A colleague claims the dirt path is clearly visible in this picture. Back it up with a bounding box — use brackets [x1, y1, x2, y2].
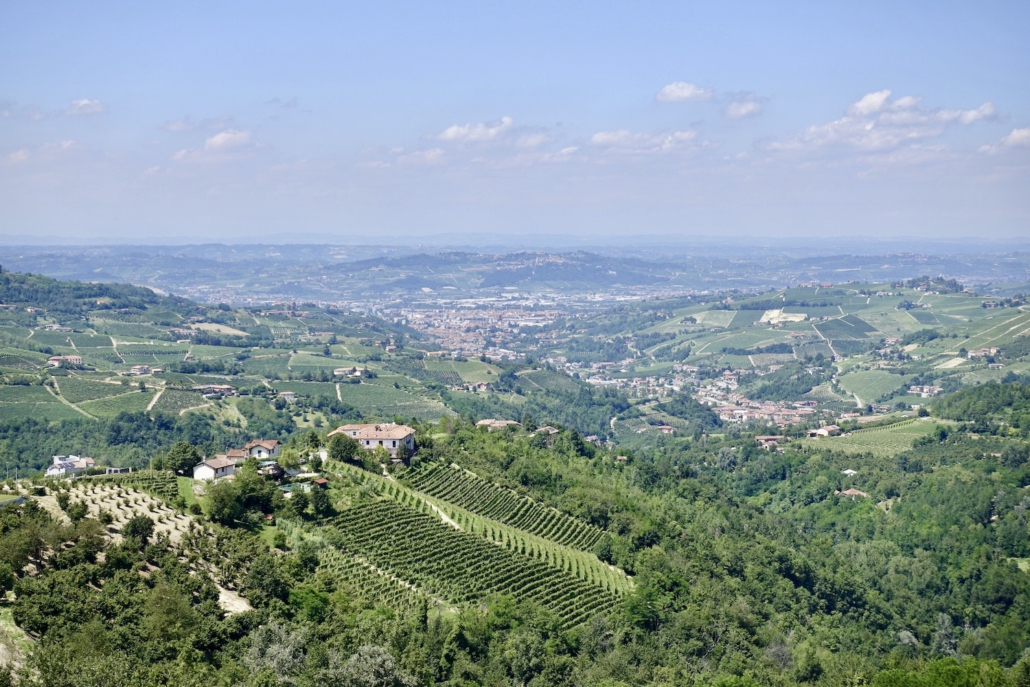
[179, 403, 211, 416]
[45, 381, 96, 419]
[336, 383, 342, 402]
[146, 388, 164, 411]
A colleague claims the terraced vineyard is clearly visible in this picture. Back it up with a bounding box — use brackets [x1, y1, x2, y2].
[324, 499, 618, 628]
[330, 462, 631, 594]
[404, 462, 604, 551]
[318, 547, 442, 610]
[78, 389, 157, 417]
[151, 389, 208, 414]
[807, 418, 942, 457]
[81, 470, 180, 501]
[56, 377, 133, 403]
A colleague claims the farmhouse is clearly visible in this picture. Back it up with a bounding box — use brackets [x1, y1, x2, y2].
[328, 422, 416, 458]
[47, 355, 83, 367]
[244, 439, 281, 459]
[755, 435, 785, 449]
[807, 425, 841, 438]
[967, 347, 1000, 359]
[128, 364, 151, 376]
[193, 457, 235, 481]
[45, 454, 96, 477]
[476, 419, 522, 431]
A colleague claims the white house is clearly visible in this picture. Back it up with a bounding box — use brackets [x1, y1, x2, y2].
[328, 423, 415, 458]
[193, 457, 236, 481]
[45, 455, 95, 477]
[244, 439, 281, 459]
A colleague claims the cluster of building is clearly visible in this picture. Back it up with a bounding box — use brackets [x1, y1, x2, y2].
[694, 370, 823, 427]
[386, 299, 559, 358]
[192, 439, 285, 481]
[44, 455, 130, 478]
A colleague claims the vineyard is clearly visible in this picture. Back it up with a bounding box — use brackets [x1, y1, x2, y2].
[151, 389, 209, 414]
[330, 461, 631, 595]
[808, 418, 941, 457]
[404, 462, 604, 551]
[317, 546, 444, 611]
[79, 470, 180, 501]
[55, 377, 134, 403]
[78, 389, 157, 417]
[323, 498, 618, 628]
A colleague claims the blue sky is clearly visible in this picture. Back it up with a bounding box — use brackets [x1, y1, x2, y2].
[1, 1, 1028, 243]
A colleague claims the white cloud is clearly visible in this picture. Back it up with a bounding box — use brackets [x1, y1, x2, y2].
[590, 129, 698, 154]
[436, 116, 513, 142]
[66, 98, 106, 116]
[979, 127, 1030, 153]
[173, 129, 256, 161]
[847, 90, 892, 116]
[724, 93, 764, 119]
[772, 90, 997, 155]
[541, 146, 578, 162]
[655, 82, 713, 102]
[203, 129, 252, 152]
[6, 149, 29, 164]
[1003, 127, 1030, 146]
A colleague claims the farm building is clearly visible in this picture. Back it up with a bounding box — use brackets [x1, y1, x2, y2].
[193, 457, 235, 481]
[45, 454, 95, 477]
[328, 422, 415, 458]
[476, 419, 522, 431]
[244, 439, 281, 459]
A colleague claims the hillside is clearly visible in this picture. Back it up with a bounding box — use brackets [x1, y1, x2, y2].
[2, 413, 1029, 685]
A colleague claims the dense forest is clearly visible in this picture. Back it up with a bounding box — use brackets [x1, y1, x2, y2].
[3, 416, 1030, 686]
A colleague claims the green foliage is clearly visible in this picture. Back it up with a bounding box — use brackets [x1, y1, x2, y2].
[122, 514, 155, 546]
[328, 432, 359, 462]
[162, 441, 202, 475]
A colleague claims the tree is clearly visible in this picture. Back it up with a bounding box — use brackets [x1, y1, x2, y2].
[206, 480, 243, 526]
[319, 645, 417, 687]
[144, 581, 198, 643]
[164, 441, 202, 475]
[0, 562, 14, 594]
[122, 515, 155, 547]
[66, 500, 88, 523]
[291, 491, 310, 517]
[310, 486, 334, 518]
[328, 433, 359, 462]
[246, 554, 291, 605]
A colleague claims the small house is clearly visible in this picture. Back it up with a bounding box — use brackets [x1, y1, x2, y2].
[193, 457, 235, 481]
[244, 439, 281, 459]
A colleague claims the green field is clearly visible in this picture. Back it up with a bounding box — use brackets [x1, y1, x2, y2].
[152, 389, 208, 415]
[517, 368, 580, 392]
[838, 370, 909, 403]
[78, 389, 158, 417]
[55, 377, 135, 403]
[337, 381, 452, 420]
[424, 357, 500, 383]
[807, 418, 940, 456]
